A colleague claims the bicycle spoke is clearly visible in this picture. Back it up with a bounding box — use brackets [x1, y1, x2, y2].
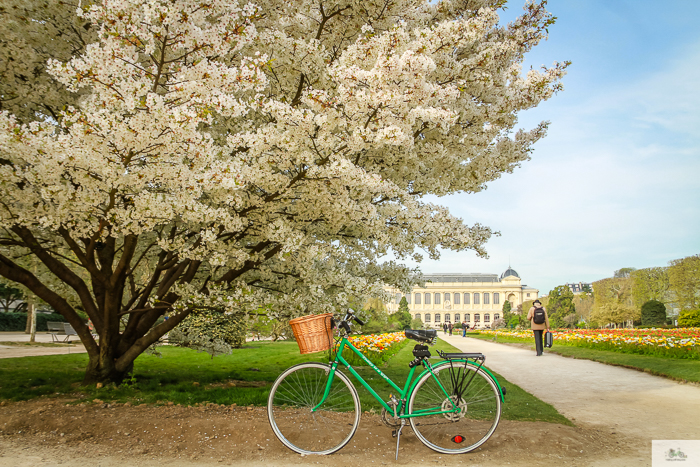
[268, 363, 360, 455]
[409, 362, 501, 454]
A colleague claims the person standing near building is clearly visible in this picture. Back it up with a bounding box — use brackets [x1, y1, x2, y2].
[527, 300, 550, 356]
[462, 320, 468, 337]
[443, 322, 447, 335]
[448, 321, 453, 335]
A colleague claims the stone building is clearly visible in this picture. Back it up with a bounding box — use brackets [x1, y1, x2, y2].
[385, 268, 538, 329]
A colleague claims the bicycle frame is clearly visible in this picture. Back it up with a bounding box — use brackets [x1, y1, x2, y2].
[312, 335, 497, 419]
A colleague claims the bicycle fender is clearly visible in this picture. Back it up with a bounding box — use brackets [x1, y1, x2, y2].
[409, 360, 505, 403]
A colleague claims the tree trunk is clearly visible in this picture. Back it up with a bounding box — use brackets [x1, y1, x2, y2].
[28, 302, 36, 343]
[82, 349, 134, 385]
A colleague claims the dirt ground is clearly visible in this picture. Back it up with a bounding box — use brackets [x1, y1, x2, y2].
[0, 398, 648, 466]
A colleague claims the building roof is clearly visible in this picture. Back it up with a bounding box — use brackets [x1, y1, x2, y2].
[422, 273, 500, 283]
[500, 267, 520, 280]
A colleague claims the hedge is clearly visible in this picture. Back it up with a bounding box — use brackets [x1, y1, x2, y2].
[0, 312, 67, 332]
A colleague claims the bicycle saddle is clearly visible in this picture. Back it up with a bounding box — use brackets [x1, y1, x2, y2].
[404, 329, 437, 343]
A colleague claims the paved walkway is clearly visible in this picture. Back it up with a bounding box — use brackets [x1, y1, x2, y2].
[440, 334, 700, 443]
[0, 332, 87, 359]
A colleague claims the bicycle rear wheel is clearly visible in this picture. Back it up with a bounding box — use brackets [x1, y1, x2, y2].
[267, 362, 361, 455]
[408, 361, 501, 454]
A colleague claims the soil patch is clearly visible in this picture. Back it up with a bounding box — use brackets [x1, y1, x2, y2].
[0, 398, 647, 466]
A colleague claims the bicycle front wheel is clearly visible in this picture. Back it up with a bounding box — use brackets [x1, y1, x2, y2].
[267, 362, 361, 455]
[408, 361, 501, 454]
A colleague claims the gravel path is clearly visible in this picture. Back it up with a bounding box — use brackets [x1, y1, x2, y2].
[441, 334, 700, 444]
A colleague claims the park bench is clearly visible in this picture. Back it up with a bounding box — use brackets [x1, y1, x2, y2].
[47, 321, 77, 343]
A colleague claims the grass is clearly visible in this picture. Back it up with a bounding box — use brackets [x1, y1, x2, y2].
[466, 332, 700, 384]
[0, 339, 571, 425]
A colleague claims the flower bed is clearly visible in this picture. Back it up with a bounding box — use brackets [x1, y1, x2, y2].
[336, 332, 408, 366]
[476, 328, 700, 359]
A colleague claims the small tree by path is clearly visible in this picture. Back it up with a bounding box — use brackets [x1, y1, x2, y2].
[641, 300, 667, 326]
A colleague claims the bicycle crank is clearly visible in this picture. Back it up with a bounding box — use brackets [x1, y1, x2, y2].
[381, 407, 402, 428]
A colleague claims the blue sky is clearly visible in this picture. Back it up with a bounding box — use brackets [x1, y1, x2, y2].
[402, 0, 700, 294]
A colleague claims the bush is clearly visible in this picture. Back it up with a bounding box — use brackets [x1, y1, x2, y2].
[678, 309, 700, 327]
[641, 300, 667, 326]
[169, 310, 247, 356]
[359, 319, 387, 335]
[0, 312, 67, 331]
[491, 318, 506, 329]
[409, 318, 423, 330]
[0, 312, 25, 331]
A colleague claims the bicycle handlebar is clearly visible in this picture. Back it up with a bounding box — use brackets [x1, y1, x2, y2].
[335, 308, 365, 335]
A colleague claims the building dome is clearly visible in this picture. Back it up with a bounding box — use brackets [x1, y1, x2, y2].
[500, 267, 520, 280]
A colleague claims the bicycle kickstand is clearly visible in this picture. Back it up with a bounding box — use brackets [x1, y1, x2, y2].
[392, 419, 406, 460]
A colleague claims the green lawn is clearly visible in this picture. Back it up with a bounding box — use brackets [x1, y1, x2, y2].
[0, 339, 570, 425]
[466, 332, 700, 384]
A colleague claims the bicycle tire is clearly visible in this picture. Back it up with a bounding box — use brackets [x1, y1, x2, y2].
[408, 361, 501, 454]
[267, 362, 361, 455]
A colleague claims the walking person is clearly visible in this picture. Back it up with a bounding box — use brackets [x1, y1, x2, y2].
[443, 322, 447, 335]
[448, 321, 453, 335]
[462, 320, 468, 337]
[527, 300, 550, 356]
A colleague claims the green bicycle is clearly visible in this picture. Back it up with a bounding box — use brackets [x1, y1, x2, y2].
[267, 310, 505, 458]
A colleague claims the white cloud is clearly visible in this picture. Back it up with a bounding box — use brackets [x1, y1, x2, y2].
[408, 39, 700, 293]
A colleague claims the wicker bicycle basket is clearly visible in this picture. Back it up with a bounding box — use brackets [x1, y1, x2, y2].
[289, 313, 334, 354]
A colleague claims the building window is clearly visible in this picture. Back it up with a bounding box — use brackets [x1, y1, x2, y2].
[425, 293, 431, 305]
[415, 293, 421, 305]
[485, 313, 490, 323]
[465, 313, 470, 322]
[444, 314, 450, 323]
[484, 293, 490, 305]
[424, 313, 431, 322]
[415, 314, 421, 321]
[474, 293, 480, 305]
[454, 313, 460, 322]
[435, 313, 441, 323]
[454, 293, 460, 305]
[444, 293, 450, 303]
[494, 313, 500, 321]
[464, 293, 470, 305]
[493, 293, 499, 305]
[434, 293, 441, 305]
[527, 293, 531, 297]
[406, 294, 411, 305]
[474, 313, 480, 322]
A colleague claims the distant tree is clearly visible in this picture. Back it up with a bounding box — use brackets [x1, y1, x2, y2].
[591, 276, 637, 327]
[410, 317, 424, 330]
[0, 283, 23, 313]
[546, 285, 576, 328]
[398, 296, 410, 315]
[640, 300, 667, 326]
[581, 284, 592, 294]
[573, 291, 594, 327]
[678, 309, 700, 327]
[631, 267, 670, 309]
[391, 297, 412, 330]
[668, 255, 700, 312]
[502, 300, 513, 324]
[562, 314, 578, 328]
[362, 297, 389, 327]
[614, 268, 637, 278]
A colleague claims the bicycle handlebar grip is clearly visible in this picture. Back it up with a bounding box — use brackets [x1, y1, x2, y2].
[353, 316, 365, 326]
